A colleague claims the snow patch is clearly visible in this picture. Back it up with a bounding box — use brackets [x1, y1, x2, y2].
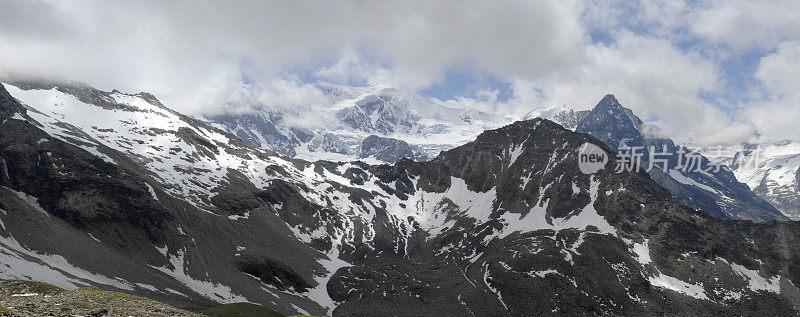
[150, 248, 247, 303]
[87, 233, 101, 243]
[648, 272, 709, 300]
[228, 211, 251, 220]
[77, 145, 116, 164]
[497, 177, 616, 239]
[632, 239, 652, 265]
[668, 169, 717, 194]
[507, 142, 525, 167]
[722, 258, 781, 293]
[305, 254, 351, 315]
[145, 183, 159, 201]
[6, 188, 49, 216]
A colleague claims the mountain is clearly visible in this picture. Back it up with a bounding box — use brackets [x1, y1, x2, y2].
[571, 94, 787, 222]
[3, 81, 800, 315]
[199, 85, 507, 164]
[727, 141, 800, 220]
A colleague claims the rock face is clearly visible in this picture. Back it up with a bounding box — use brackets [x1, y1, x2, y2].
[2, 81, 800, 316]
[575, 94, 786, 222]
[200, 86, 507, 163]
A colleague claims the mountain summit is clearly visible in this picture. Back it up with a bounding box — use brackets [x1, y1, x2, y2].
[577, 94, 647, 152]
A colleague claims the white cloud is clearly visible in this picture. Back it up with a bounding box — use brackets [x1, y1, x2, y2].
[746, 41, 800, 141]
[436, 78, 546, 117]
[212, 78, 329, 115]
[755, 41, 800, 98]
[526, 32, 756, 144]
[436, 29, 756, 144]
[691, 0, 800, 49]
[0, 0, 587, 115]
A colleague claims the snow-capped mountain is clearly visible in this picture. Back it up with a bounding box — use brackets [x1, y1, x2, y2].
[551, 95, 786, 222]
[727, 141, 800, 220]
[4, 81, 800, 315]
[199, 85, 510, 164]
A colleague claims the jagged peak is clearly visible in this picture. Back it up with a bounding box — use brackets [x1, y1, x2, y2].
[594, 94, 624, 112]
[584, 93, 643, 127]
[576, 94, 647, 152]
[600, 93, 618, 104]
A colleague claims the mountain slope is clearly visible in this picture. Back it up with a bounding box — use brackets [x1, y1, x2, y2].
[573, 94, 786, 222]
[0, 81, 337, 315]
[2, 81, 800, 316]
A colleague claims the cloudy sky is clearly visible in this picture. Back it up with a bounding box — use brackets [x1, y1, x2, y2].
[1, 0, 798, 144]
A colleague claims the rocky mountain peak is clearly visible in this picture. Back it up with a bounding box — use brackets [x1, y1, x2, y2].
[598, 93, 620, 108]
[576, 94, 646, 152]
